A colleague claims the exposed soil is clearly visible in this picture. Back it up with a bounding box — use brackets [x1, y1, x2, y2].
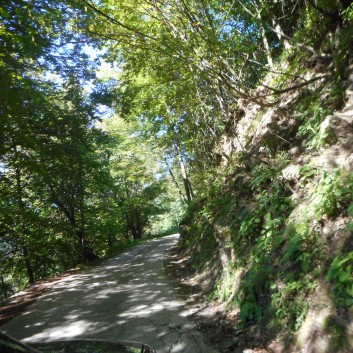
[0, 269, 81, 326]
[165, 246, 277, 353]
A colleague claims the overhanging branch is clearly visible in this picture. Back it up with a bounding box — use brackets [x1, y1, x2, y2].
[261, 73, 332, 95]
[79, 0, 157, 40]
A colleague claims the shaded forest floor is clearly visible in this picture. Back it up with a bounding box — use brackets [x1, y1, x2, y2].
[165, 247, 276, 353]
[0, 269, 81, 326]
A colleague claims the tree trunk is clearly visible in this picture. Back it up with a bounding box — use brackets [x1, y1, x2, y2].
[23, 246, 34, 284]
[130, 208, 143, 240]
[176, 145, 194, 203]
[271, 19, 292, 50]
[135, 208, 143, 239]
[238, 0, 274, 67]
[76, 229, 99, 262]
[256, 8, 274, 68]
[163, 155, 187, 203]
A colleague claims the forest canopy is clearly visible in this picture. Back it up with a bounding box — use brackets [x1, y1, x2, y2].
[1, 0, 353, 303]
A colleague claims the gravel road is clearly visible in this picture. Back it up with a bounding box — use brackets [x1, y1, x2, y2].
[0, 234, 218, 353]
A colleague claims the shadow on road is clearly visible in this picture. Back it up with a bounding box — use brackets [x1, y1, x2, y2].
[0, 235, 217, 353]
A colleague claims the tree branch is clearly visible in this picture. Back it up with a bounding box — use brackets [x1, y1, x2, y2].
[261, 73, 332, 95]
[79, 0, 157, 40]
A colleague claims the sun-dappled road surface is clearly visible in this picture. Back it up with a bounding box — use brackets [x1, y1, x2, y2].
[0, 234, 218, 353]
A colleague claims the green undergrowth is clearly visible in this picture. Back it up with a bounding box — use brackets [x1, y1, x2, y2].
[179, 196, 218, 271]
[179, 158, 353, 346]
[178, 8, 353, 348]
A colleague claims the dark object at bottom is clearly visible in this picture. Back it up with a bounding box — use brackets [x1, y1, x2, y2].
[0, 332, 155, 353]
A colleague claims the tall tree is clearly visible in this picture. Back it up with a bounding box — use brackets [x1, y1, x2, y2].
[0, 0, 105, 292]
[102, 115, 169, 240]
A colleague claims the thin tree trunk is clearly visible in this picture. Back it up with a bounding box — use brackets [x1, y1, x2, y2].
[134, 208, 143, 239]
[163, 156, 187, 203]
[256, 8, 274, 68]
[238, 0, 274, 67]
[76, 228, 99, 262]
[22, 246, 34, 284]
[270, 19, 292, 50]
[176, 145, 194, 202]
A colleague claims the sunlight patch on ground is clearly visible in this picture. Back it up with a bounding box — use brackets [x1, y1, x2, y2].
[117, 301, 184, 319]
[22, 320, 93, 342]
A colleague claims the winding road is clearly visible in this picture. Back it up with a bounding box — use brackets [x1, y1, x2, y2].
[0, 234, 218, 353]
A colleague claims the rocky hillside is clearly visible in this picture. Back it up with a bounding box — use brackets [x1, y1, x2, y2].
[178, 16, 353, 353]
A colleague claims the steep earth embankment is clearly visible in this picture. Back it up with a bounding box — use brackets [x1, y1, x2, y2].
[177, 28, 353, 353]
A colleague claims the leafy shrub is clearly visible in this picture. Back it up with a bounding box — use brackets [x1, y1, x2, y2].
[237, 266, 271, 326]
[327, 252, 353, 307]
[282, 222, 321, 273]
[296, 92, 332, 149]
[0, 276, 15, 301]
[313, 170, 353, 219]
[271, 279, 315, 331]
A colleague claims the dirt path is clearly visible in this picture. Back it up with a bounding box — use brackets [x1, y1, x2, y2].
[0, 235, 218, 353]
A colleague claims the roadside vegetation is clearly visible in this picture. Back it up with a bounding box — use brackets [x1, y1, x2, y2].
[1, 1, 353, 351]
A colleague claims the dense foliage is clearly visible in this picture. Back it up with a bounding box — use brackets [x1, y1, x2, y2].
[0, 0, 183, 299]
[1, 1, 353, 350]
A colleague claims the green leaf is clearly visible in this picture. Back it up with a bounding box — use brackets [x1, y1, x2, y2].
[334, 188, 343, 197]
[345, 297, 353, 307]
